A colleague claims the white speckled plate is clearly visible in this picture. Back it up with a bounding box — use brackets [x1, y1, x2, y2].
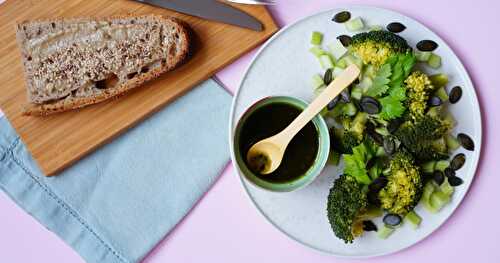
[229, 6, 481, 258]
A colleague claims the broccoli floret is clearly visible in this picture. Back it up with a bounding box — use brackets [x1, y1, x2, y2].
[350, 30, 411, 67]
[332, 129, 361, 154]
[405, 71, 435, 120]
[378, 151, 423, 215]
[327, 174, 368, 243]
[331, 112, 368, 154]
[395, 115, 451, 161]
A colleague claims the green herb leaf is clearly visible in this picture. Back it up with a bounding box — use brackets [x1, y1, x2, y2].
[388, 84, 406, 101]
[343, 143, 372, 184]
[377, 53, 416, 120]
[389, 53, 416, 90]
[365, 63, 391, 97]
[402, 53, 417, 76]
[379, 96, 406, 119]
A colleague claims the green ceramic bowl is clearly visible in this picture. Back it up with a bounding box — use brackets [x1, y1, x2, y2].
[233, 96, 330, 192]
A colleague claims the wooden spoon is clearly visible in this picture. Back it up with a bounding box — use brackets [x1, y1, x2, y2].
[246, 64, 360, 174]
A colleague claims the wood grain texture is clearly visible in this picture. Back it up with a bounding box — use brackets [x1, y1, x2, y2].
[0, 0, 277, 176]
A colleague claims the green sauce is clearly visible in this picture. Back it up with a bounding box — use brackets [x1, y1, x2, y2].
[239, 102, 319, 183]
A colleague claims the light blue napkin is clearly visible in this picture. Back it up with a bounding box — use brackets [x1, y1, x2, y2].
[0, 79, 231, 263]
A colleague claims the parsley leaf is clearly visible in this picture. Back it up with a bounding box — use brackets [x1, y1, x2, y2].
[343, 143, 372, 184]
[365, 63, 391, 97]
[379, 96, 406, 120]
[388, 84, 406, 101]
[378, 53, 416, 120]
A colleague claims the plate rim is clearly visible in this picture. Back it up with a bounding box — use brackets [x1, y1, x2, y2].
[228, 4, 483, 258]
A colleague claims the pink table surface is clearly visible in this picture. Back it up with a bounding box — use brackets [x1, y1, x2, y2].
[1, 0, 500, 262]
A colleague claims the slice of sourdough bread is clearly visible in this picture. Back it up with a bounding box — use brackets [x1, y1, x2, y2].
[16, 14, 190, 116]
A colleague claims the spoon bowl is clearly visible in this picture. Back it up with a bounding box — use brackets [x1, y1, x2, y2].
[246, 135, 284, 174]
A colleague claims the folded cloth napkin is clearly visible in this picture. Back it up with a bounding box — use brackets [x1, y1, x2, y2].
[0, 79, 231, 263]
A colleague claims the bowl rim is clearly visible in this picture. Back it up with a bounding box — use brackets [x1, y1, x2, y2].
[232, 96, 330, 192]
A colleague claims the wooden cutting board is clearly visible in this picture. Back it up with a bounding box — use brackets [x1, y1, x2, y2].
[0, 0, 277, 176]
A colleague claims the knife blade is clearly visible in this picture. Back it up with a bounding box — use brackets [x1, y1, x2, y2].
[134, 0, 263, 31]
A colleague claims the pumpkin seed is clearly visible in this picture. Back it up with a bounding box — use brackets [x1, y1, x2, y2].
[428, 96, 442, 106]
[457, 133, 474, 151]
[323, 68, 333, 85]
[383, 213, 402, 226]
[327, 96, 340, 110]
[386, 22, 406, 33]
[444, 167, 456, 178]
[360, 96, 381, 114]
[448, 175, 463, 186]
[369, 176, 388, 192]
[449, 86, 462, 104]
[433, 170, 445, 185]
[337, 35, 352, 47]
[383, 137, 396, 155]
[370, 131, 384, 146]
[363, 220, 378, 232]
[387, 118, 403, 134]
[416, 40, 438, 52]
[450, 153, 466, 171]
[340, 89, 351, 103]
[332, 11, 351, 23]
[366, 122, 383, 145]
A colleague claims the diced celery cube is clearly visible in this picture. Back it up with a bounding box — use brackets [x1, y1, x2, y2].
[440, 177, 455, 196]
[378, 225, 395, 239]
[422, 181, 436, 202]
[430, 190, 451, 210]
[446, 135, 461, 151]
[319, 54, 335, 69]
[327, 39, 348, 60]
[421, 161, 436, 174]
[404, 211, 422, 229]
[342, 54, 363, 69]
[345, 17, 364, 32]
[415, 51, 431, 62]
[343, 102, 357, 116]
[428, 53, 442, 69]
[429, 73, 449, 88]
[311, 31, 323, 45]
[434, 87, 449, 102]
[351, 86, 363, 100]
[309, 46, 325, 58]
[370, 25, 383, 31]
[357, 76, 373, 93]
[435, 160, 450, 172]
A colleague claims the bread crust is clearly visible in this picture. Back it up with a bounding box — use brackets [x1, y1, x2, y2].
[17, 14, 190, 116]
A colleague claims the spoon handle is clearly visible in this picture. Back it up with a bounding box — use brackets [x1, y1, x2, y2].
[277, 64, 360, 145]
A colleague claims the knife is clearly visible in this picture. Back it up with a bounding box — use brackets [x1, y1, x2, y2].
[134, 0, 263, 31]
